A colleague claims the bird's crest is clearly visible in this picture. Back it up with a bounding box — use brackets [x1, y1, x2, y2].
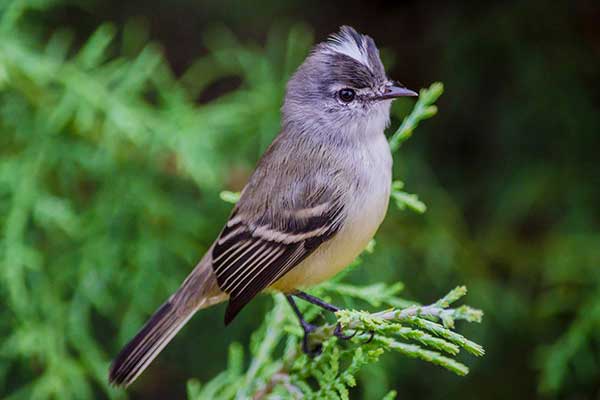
[324, 26, 380, 73]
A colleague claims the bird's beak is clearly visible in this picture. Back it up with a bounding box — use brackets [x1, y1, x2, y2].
[378, 84, 418, 100]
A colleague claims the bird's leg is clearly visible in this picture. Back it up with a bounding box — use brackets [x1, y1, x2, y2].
[293, 291, 339, 312]
[286, 295, 322, 356]
[292, 291, 356, 340]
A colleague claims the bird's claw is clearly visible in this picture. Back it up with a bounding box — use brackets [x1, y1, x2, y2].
[334, 323, 374, 344]
[300, 322, 374, 356]
[362, 330, 375, 344]
[334, 322, 356, 340]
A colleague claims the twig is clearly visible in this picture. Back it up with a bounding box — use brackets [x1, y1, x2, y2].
[307, 286, 484, 357]
[388, 82, 444, 153]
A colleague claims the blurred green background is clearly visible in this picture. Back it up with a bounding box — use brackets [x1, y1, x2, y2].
[1, 0, 599, 398]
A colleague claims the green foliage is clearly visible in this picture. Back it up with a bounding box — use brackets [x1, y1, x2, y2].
[2, 0, 599, 399]
[388, 82, 443, 152]
[385, 84, 443, 216]
[0, 1, 313, 398]
[187, 285, 483, 400]
[1, 3, 481, 394]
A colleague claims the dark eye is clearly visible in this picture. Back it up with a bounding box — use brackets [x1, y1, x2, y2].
[338, 88, 356, 103]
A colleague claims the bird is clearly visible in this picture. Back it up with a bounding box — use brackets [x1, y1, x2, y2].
[109, 25, 417, 387]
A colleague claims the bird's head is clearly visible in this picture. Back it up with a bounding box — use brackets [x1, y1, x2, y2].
[282, 26, 417, 136]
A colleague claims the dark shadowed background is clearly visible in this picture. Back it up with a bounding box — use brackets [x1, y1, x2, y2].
[1, 0, 599, 399]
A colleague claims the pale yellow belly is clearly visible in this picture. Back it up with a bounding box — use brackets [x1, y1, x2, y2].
[271, 183, 390, 292]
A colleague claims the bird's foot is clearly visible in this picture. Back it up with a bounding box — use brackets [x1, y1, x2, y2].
[288, 292, 374, 356]
[333, 322, 356, 340]
[300, 321, 374, 356]
[333, 323, 375, 344]
[362, 330, 375, 344]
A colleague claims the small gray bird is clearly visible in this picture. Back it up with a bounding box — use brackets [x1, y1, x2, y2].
[109, 25, 417, 387]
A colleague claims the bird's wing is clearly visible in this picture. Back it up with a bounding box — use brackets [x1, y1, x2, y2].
[213, 195, 345, 324]
[211, 131, 352, 324]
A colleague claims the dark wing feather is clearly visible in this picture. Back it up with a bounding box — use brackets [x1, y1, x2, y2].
[212, 202, 344, 324]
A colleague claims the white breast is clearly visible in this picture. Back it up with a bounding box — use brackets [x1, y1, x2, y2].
[272, 131, 392, 292]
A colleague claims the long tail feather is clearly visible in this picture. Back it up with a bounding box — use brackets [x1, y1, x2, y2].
[108, 301, 195, 387]
[109, 253, 225, 388]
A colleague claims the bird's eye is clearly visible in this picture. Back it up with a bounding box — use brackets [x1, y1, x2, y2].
[338, 88, 356, 103]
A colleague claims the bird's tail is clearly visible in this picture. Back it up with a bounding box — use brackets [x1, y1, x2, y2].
[108, 300, 195, 387]
[109, 256, 225, 387]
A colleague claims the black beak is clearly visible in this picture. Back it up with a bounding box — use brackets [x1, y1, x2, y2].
[379, 84, 418, 100]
